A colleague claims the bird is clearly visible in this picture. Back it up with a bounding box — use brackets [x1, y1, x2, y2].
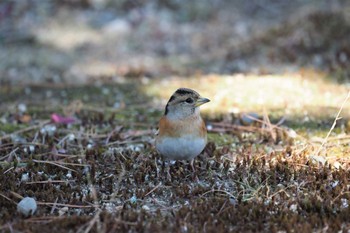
[155, 88, 210, 171]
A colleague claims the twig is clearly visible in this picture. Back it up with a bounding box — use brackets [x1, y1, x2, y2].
[0, 193, 17, 204]
[332, 191, 350, 203]
[106, 140, 146, 146]
[10, 191, 23, 199]
[3, 167, 14, 174]
[57, 134, 72, 147]
[262, 109, 276, 142]
[25, 180, 76, 184]
[8, 191, 98, 208]
[315, 91, 350, 156]
[268, 186, 292, 199]
[77, 209, 101, 233]
[53, 161, 89, 167]
[0, 142, 49, 149]
[0, 120, 50, 141]
[105, 126, 123, 145]
[37, 202, 98, 208]
[144, 182, 162, 197]
[32, 159, 77, 172]
[0, 147, 19, 161]
[241, 113, 285, 130]
[201, 189, 236, 199]
[209, 121, 286, 133]
[50, 197, 59, 214]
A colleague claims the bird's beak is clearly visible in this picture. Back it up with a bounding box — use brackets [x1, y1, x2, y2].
[195, 97, 210, 107]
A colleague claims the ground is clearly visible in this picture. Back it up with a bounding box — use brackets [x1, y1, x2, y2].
[1, 1, 350, 232]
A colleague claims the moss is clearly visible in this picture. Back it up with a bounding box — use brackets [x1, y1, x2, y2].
[207, 133, 239, 148]
[0, 123, 24, 133]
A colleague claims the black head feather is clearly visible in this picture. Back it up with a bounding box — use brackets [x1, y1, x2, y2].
[164, 103, 169, 115]
[175, 88, 196, 96]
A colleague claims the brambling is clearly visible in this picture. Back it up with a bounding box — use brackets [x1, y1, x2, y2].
[155, 88, 210, 169]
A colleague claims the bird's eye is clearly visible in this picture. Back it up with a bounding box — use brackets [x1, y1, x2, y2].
[185, 98, 194, 103]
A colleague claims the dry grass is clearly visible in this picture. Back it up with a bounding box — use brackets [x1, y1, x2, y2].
[1, 77, 350, 232]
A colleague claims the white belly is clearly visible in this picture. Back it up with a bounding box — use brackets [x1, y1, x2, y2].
[156, 136, 206, 161]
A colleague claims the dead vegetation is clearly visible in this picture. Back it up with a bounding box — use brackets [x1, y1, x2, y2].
[0, 81, 350, 232]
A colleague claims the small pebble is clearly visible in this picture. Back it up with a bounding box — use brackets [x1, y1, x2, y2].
[287, 129, 297, 138]
[333, 161, 341, 169]
[68, 133, 75, 141]
[229, 197, 237, 206]
[58, 206, 69, 216]
[21, 173, 30, 182]
[18, 103, 27, 113]
[17, 197, 37, 217]
[66, 171, 72, 179]
[41, 124, 57, 136]
[130, 195, 137, 204]
[113, 101, 122, 109]
[29, 145, 35, 153]
[341, 198, 349, 209]
[102, 87, 110, 95]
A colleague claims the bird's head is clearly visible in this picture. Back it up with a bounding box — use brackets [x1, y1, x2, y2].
[164, 88, 210, 119]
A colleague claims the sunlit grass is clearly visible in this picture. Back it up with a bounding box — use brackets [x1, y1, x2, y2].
[144, 70, 350, 129]
[145, 70, 349, 116]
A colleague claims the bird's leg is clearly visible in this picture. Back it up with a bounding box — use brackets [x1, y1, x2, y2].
[190, 159, 195, 172]
[162, 160, 172, 181]
[162, 160, 165, 173]
[190, 159, 199, 182]
[166, 165, 171, 181]
[153, 157, 158, 176]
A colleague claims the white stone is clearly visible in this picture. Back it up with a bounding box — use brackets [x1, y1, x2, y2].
[29, 145, 35, 153]
[21, 173, 30, 182]
[58, 206, 69, 216]
[68, 133, 75, 141]
[333, 161, 341, 169]
[17, 197, 37, 216]
[289, 204, 298, 212]
[18, 103, 27, 113]
[66, 171, 72, 179]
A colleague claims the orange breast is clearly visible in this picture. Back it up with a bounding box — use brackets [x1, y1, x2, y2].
[158, 115, 207, 138]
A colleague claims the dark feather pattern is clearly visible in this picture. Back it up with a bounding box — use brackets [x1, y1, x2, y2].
[175, 88, 196, 95]
[165, 104, 169, 115]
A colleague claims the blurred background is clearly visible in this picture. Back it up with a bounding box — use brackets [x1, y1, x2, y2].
[1, 0, 350, 85]
[1, 0, 350, 126]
